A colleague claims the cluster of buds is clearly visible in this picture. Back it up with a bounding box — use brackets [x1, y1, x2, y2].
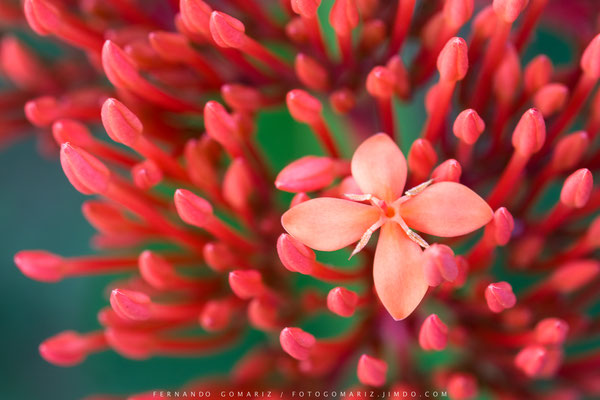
[3, 0, 600, 398]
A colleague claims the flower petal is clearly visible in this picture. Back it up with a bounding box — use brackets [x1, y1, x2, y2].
[374, 222, 427, 320]
[351, 133, 407, 202]
[399, 182, 493, 237]
[281, 198, 380, 251]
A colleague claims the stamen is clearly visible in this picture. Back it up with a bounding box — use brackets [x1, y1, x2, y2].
[349, 219, 384, 259]
[344, 193, 373, 202]
[394, 216, 430, 248]
[405, 179, 434, 197]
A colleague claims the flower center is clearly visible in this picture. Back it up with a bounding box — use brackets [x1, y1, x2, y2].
[385, 207, 395, 218]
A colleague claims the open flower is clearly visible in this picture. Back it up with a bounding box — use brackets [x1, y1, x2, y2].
[282, 134, 493, 320]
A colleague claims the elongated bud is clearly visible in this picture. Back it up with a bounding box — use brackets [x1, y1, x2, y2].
[447, 373, 478, 400]
[386, 56, 410, 99]
[203, 101, 242, 156]
[493, 44, 521, 103]
[485, 281, 517, 313]
[200, 299, 233, 332]
[472, 6, 497, 38]
[248, 295, 280, 330]
[291, 192, 311, 207]
[515, 345, 548, 377]
[535, 318, 569, 346]
[581, 33, 600, 79]
[14, 250, 64, 282]
[60, 143, 110, 195]
[276, 156, 336, 193]
[291, 0, 321, 18]
[39, 331, 89, 366]
[524, 55, 553, 94]
[1, 35, 50, 90]
[432, 159, 462, 182]
[295, 53, 329, 91]
[408, 139, 438, 179]
[52, 119, 94, 147]
[560, 168, 593, 208]
[174, 189, 214, 227]
[25, 96, 59, 127]
[585, 216, 600, 248]
[419, 314, 448, 351]
[437, 37, 468, 82]
[357, 354, 387, 387]
[101, 98, 143, 146]
[223, 158, 253, 211]
[102, 40, 141, 90]
[180, 0, 213, 37]
[277, 234, 317, 274]
[286, 89, 322, 124]
[280, 327, 316, 360]
[330, 0, 359, 36]
[493, 0, 529, 23]
[453, 109, 485, 144]
[359, 19, 386, 52]
[423, 244, 458, 287]
[105, 328, 153, 360]
[285, 17, 308, 43]
[356, 0, 378, 18]
[453, 256, 470, 287]
[132, 160, 162, 190]
[492, 207, 514, 246]
[549, 260, 600, 293]
[228, 270, 265, 299]
[534, 83, 568, 117]
[110, 289, 152, 321]
[138, 251, 177, 290]
[366, 66, 396, 99]
[82, 201, 129, 234]
[221, 84, 262, 112]
[551, 131, 589, 172]
[329, 88, 356, 114]
[327, 287, 359, 317]
[203, 242, 237, 272]
[23, 0, 61, 36]
[209, 11, 245, 48]
[444, 0, 474, 28]
[511, 108, 546, 155]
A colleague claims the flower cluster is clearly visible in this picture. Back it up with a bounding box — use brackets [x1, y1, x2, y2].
[3, 0, 600, 399]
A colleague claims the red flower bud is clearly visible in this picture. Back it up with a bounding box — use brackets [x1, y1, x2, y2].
[447, 373, 478, 400]
[432, 159, 462, 182]
[535, 318, 569, 346]
[408, 138, 438, 179]
[105, 328, 154, 360]
[437, 37, 469, 82]
[357, 354, 387, 387]
[492, 207, 514, 246]
[286, 89, 322, 124]
[329, 0, 359, 36]
[549, 260, 599, 293]
[419, 314, 448, 351]
[203, 242, 238, 272]
[295, 53, 330, 91]
[327, 287, 359, 317]
[132, 160, 162, 190]
[221, 84, 263, 112]
[551, 131, 589, 172]
[138, 250, 177, 290]
[581, 33, 600, 79]
[423, 244, 458, 286]
[386, 56, 410, 99]
[60, 143, 110, 195]
[515, 345, 548, 378]
[23, 0, 61, 36]
[285, 17, 308, 43]
[223, 158, 253, 211]
[280, 327, 316, 360]
[444, 0, 474, 28]
[485, 281, 517, 313]
[52, 119, 94, 147]
[493, 0, 529, 23]
[276, 156, 336, 193]
[524, 55, 553, 94]
[534, 83, 568, 117]
[291, 0, 321, 18]
[200, 299, 233, 332]
[276, 234, 316, 274]
[14, 250, 64, 283]
[453, 109, 485, 145]
[204, 101, 242, 156]
[110, 289, 152, 321]
[493, 44, 521, 103]
[228, 270, 265, 299]
[329, 88, 356, 114]
[174, 189, 214, 227]
[39, 331, 89, 367]
[511, 108, 546, 156]
[101, 98, 143, 146]
[366, 66, 396, 99]
[560, 168, 593, 208]
[209, 11, 246, 49]
[180, 0, 213, 37]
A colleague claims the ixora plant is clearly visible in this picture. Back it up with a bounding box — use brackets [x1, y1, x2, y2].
[2, 0, 599, 398]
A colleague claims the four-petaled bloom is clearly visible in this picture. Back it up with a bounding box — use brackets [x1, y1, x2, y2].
[282, 134, 493, 319]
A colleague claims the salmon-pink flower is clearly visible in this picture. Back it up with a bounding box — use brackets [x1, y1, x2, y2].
[282, 134, 492, 319]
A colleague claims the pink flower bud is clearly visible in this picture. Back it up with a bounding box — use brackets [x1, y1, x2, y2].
[551, 131, 589, 172]
[437, 37, 469, 82]
[535, 318, 569, 346]
[549, 260, 599, 293]
[200, 299, 233, 332]
[366, 66, 396, 99]
[581, 33, 600, 79]
[105, 328, 154, 359]
[174, 189, 214, 227]
[356, 0, 378, 18]
[386, 56, 410, 99]
[291, 0, 321, 18]
[102, 40, 141, 91]
[24, 0, 61, 36]
[511, 235, 544, 267]
[203, 242, 237, 272]
[209, 11, 245, 48]
[110, 289, 152, 321]
[492, 207, 514, 246]
[132, 160, 162, 190]
[276, 233, 316, 274]
[560, 168, 593, 208]
[138, 250, 177, 290]
[275, 156, 336, 193]
[14, 250, 64, 283]
[472, 6, 497, 39]
[329, 88, 356, 114]
[285, 17, 308, 43]
[408, 138, 438, 179]
[524, 55, 553, 94]
[221, 84, 262, 112]
[179, 0, 212, 37]
[286, 89, 322, 124]
[329, 0, 359, 36]
[248, 295, 280, 330]
[60, 143, 110, 195]
[485, 281, 517, 313]
[327, 287, 359, 317]
[359, 19, 386, 52]
[511, 108, 546, 156]
[204, 101, 242, 156]
[223, 158, 253, 211]
[585, 216, 600, 248]
[444, 0, 474, 28]
[291, 192, 311, 207]
[101, 98, 143, 146]
[515, 345, 548, 378]
[81, 201, 128, 234]
[52, 119, 94, 147]
[432, 159, 462, 182]
[447, 373, 478, 400]
[357, 354, 387, 387]
[534, 83, 568, 117]
[280, 327, 316, 360]
[1, 35, 51, 90]
[39, 331, 88, 366]
[453, 109, 485, 145]
[423, 244, 458, 287]
[228, 270, 265, 299]
[453, 256, 470, 287]
[493, 0, 529, 23]
[24, 96, 60, 127]
[493, 44, 521, 103]
[295, 53, 330, 91]
[419, 314, 448, 351]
